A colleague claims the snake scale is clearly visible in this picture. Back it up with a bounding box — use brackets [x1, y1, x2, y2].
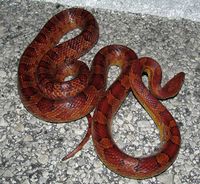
[18, 8, 185, 179]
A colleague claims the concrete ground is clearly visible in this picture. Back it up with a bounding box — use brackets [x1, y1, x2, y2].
[34, 0, 200, 22]
[0, 0, 199, 184]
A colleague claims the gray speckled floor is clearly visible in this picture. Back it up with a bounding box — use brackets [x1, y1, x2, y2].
[0, 0, 200, 184]
[35, 0, 200, 22]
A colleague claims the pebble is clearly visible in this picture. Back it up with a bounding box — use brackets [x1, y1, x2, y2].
[3, 170, 13, 177]
[136, 120, 152, 128]
[94, 161, 103, 173]
[4, 150, 15, 159]
[126, 180, 138, 184]
[174, 175, 182, 184]
[37, 154, 49, 165]
[15, 123, 25, 132]
[24, 135, 33, 142]
[67, 167, 74, 175]
[75, 129, 84, 135]
[157, 172, 173, 184]
[0, 70, 7, 78]
[22, 179, 30, 184]
[59, 127, 65, 134]
[126, 113, 133, 121]
[0, 117, 8, 127]
[0, 134, 6, 142]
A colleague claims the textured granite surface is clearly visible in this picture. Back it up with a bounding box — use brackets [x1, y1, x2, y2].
[0, 0, 200, 183]
[35, 0, 200, 22]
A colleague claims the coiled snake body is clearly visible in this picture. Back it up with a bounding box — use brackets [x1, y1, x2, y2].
[18, 8, 185, 179]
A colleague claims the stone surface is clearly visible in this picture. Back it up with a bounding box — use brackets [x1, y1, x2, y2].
[0, 0, 200, 183]
[35, 0, 200, 22]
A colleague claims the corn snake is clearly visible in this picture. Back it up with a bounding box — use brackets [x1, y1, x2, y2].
[18, 8, 185, 179]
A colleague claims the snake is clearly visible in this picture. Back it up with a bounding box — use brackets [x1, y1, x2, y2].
[18, 8, 185, 179]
